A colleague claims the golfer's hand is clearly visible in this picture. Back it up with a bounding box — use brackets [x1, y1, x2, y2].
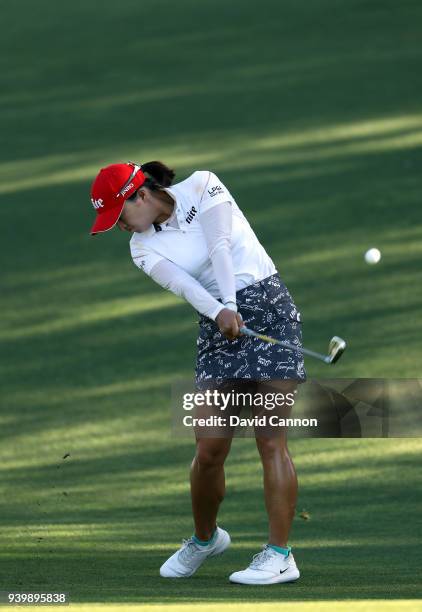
[216, 308, 243, 340]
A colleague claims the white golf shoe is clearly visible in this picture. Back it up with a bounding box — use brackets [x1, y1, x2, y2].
[159, 526, 231, 578]
[229, 545, 300, 585]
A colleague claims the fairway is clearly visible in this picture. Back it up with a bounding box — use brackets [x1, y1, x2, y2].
[3, 603, 422, 612]
[1, 0, 421, 607]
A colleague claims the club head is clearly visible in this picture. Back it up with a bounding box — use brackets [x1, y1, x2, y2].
[326, 336, 347, 364]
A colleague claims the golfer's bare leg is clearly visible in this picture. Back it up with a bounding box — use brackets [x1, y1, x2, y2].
[190, 437, 232, 540]
[255, 380, 298, 547]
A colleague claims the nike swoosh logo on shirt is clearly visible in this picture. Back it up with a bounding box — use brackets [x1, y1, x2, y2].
[280, 568, 289, 574]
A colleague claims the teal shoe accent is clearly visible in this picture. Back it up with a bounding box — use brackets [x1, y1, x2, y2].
[192, 527, 217, 546]
[268, 544, 291, 557]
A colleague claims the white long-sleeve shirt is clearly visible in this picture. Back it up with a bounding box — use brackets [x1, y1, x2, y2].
[130, 170, 276, 320]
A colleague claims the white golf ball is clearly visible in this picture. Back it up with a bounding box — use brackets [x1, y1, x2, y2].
[364, 248, 381, 265]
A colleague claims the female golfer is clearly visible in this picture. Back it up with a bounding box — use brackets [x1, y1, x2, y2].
[89, 161, 306, 585]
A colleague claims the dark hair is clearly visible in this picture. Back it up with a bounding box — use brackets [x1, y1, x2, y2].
[125, 161, 175, 201]
[141, 161, 175, 191]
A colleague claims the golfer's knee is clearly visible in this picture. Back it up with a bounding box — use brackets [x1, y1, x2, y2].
[195, 440, 230, 468]
[256, 436, 287, 461]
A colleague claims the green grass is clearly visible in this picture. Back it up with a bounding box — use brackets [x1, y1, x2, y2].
[1, 0, 422, 606]
[3, 605, 422, 612]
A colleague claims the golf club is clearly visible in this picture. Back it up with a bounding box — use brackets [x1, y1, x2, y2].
[239, 326, 346, 365]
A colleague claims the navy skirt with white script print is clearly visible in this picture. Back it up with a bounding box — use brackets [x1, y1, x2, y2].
[195, 272, 306, 390]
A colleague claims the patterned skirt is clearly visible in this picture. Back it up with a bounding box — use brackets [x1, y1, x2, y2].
[195, 272, 306, 390]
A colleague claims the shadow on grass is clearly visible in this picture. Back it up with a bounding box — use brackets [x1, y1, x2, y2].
[0, 544, 421, 602]
[0, 471, 421, 601]
[1, 0, 422, 603]
[1, 0, 421, 162]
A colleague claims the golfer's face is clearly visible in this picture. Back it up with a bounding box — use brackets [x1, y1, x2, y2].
[118, 190, 153, 233]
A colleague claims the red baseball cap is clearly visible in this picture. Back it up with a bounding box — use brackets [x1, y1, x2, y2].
[89, 162, 147, 235]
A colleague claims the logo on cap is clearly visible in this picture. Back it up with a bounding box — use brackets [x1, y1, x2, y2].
[120, 183, 134, 197]
[91, 197, 104, 210]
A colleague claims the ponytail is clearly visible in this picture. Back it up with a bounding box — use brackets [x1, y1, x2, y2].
[140, 161, 175, 191]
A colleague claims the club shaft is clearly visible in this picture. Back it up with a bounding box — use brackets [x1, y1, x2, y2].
[239, 326, 329, 363]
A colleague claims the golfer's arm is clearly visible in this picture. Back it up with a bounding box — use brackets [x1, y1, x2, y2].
[198, 201, 237, 310]
[148, 258, 225, 321]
